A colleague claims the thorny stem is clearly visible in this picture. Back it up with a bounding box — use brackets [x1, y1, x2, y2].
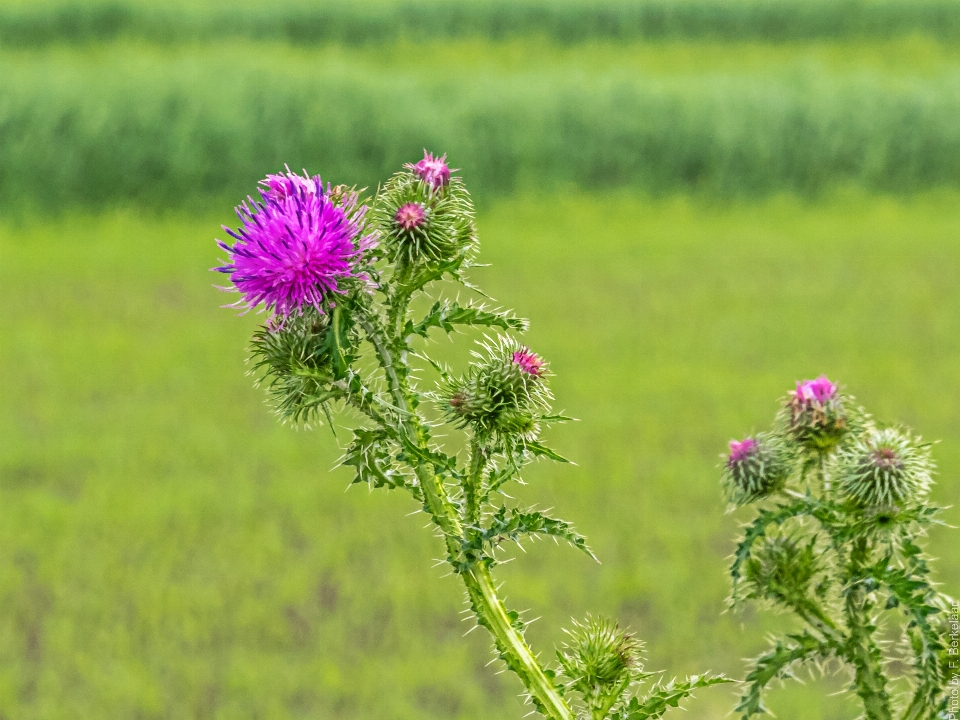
[790, 599, 845, 648]
[464, 439, 487, 526]
[360, 314, 574, 720]
[844, 538, 893, 720]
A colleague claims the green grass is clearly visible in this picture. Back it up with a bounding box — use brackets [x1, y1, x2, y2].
[1, 192, 958, 719]
[5, 40, 960, 209]
[5, 0, 960, 46]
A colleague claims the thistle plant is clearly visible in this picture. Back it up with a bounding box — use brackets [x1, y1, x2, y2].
[721, 376, 956, 720]
[214, 153, 727, 719]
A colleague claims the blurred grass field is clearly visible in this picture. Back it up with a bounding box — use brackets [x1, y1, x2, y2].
[1, 193, 958, 719]
[2, 1, 960, 718]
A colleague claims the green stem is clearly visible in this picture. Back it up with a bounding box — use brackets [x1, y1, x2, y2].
[464, 439, 486, 526]
[844, 539, 892, 720]
[791, 599, 845, 648]
[361, 315, 573, 720]
[462, 563, 574, 720]
[592, 675, 632, 720]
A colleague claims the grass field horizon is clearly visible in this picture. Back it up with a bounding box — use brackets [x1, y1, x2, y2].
[2, 191, 957, 719]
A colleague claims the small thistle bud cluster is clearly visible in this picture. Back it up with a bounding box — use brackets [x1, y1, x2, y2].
[834, 427, 934, 508]
[557, 616, 644, 713]
[442, 336, 551, 443]
[720, 376, 953, 720]
[783, 375, 854, 452]
[722, 432, 792, 505]
[743, 535, 820, 605]
[371, 150, 476, 275]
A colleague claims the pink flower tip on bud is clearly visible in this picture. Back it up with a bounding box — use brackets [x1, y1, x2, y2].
[728, 438, 758, 465]
[408, 150, 451, 189]
[512, 348, 545, 377]
[395, 202, 425, 230]
[792, 375, 837, 405]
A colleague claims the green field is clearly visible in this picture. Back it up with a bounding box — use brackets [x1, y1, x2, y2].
[3, 0, 960, 716]
[6, 37, 960, 209]
[2, 193, 958, 719]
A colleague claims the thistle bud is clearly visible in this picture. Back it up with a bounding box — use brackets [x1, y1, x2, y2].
[781, 375, 853, 453]
[408, 150, 451, 190]
[439, 337, 551, 442]
[721, 433, 792, 505]
[557, 616, 644, 701]
[371, 151, 476, 273]
[744, 536, 820, 605]
[835, 428, 934, 508]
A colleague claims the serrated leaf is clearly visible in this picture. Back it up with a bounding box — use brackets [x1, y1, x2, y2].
[405, 300, 527, 338]
[735, 632, 829, 718]
[525, 441, 571, 463]
[625, 674, 731, 720]
[481, 507, 595, 559]
[340, 429, 404, 491]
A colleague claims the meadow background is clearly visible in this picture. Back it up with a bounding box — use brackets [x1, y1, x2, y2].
[1, 1, 959, 718]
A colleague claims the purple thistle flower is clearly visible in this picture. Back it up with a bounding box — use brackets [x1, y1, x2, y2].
[792, 375, 837, 405]
[395, 202, 425, 230]
[260, 166, 321, 202]
[728, 438, 758, 465]
[407, 150, 451, 189]
[215, 169, 377, 318]
[512, 347, 545, 377]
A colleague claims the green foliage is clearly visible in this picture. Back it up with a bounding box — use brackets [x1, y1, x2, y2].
[480, 506, 595, 559]
[6, 0, 960, 47]
[405, 300, 527, 339]
[9, 49, 960, 209]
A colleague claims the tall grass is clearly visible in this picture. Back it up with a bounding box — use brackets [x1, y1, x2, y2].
[4, 53, 960, 208]
[2, 197, 958, 719]
[4, 0, 960, 47]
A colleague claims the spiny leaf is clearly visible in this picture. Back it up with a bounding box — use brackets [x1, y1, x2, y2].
[525, 440, 571, 463]
[736, 632, 830, 718]
[481, 507, 595, 560]
[622, 674, 731, 720]
[405, 300, 527, 338]
[340, 429, 409, 492]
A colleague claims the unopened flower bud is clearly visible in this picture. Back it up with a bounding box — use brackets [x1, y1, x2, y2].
[744, 536, 820, 604]
[558, 616, 644, 697]
[783, 375, 852, 452]
[835, 428, 934, 508]
[409, 150, 451, 190]
[721, 433, 792, 505]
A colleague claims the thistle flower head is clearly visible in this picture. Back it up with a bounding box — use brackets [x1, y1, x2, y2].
[406, 150, 451, 190]
[372, 151, 476, 275]
[794, 376, 837, 404]
[721, 433, 792, 505]
[440, 336, 551, 443]
[558, 615, 644, 700]
[215, 168, 377, 318]
[781, 375, 855, 453]
[743, 535, 820, 605]
[260, 166, 321, 202]
[835, 427, 934, 508]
